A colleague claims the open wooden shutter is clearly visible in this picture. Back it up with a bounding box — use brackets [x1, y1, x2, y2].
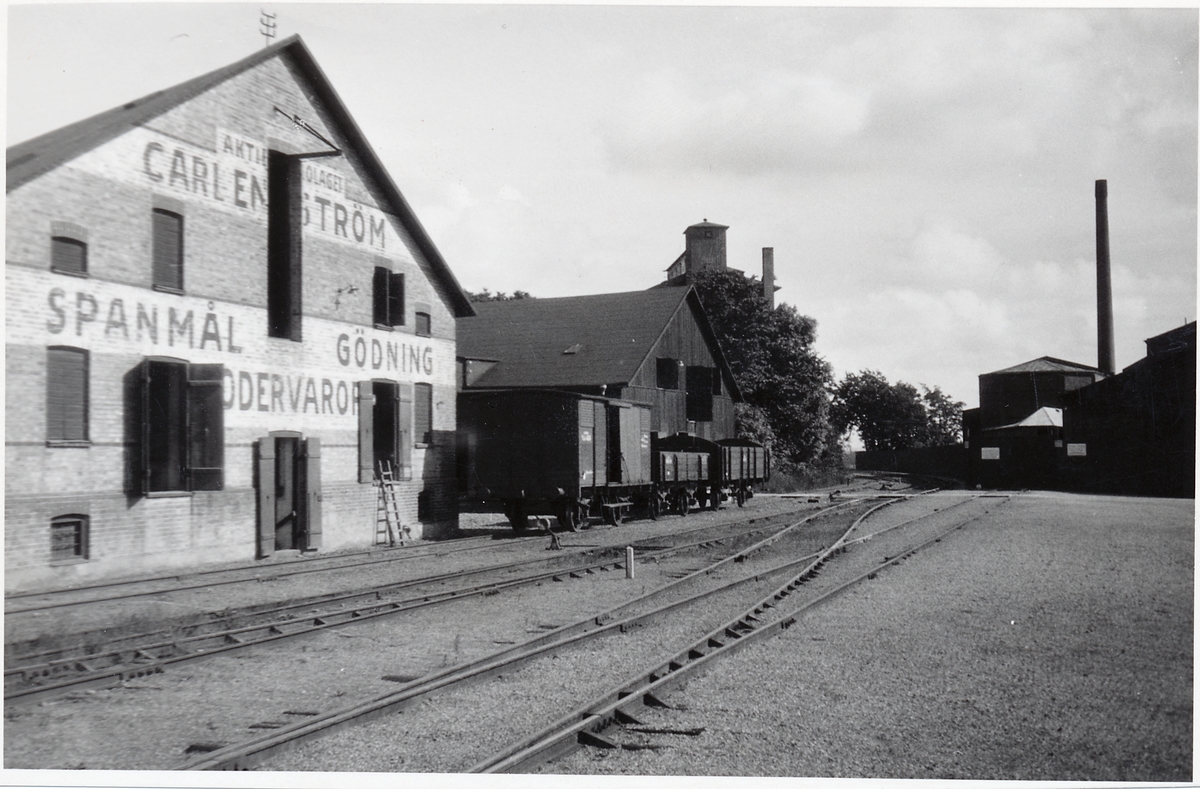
[397, 383, 413, 480]
[256, 437, 276, 558]
[187, 364, 224, 490]
[389, 272, 405, 326]
[139, 359, 152, 494]
[357, 381, 375, 483]
[302, 437, 322, 551]
[373, 267, 389, 326]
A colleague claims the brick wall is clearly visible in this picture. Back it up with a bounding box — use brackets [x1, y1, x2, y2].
[5, 49, 461, 592]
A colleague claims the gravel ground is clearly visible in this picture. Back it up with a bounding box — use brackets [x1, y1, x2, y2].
[5, 493, 851, 770]
[549, 492, 1193, 781]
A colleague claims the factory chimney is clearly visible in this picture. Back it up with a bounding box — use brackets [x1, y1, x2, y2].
[1095, 180, 1116, 375]
[762, 248, 775, 309]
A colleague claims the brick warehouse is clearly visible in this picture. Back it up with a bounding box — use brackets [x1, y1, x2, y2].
[6, 35, 475, 591]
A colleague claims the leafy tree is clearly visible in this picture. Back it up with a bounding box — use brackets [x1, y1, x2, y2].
[920, 385, 965, 446]
[468, 288, 532, 303]
[688, 270, 838, 468]
[831, 371, 963, 451]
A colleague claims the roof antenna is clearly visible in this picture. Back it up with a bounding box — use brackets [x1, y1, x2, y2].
[260, 9, 277, 48]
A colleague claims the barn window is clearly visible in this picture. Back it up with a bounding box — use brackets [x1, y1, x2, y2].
[268, 150, 302, 341]
[50, 515, 88, 564]
[51, 237, 88, 276]
[47, 347, 89, 445]
[686, 365, 714, 422]
[358, 380, 413, 482]
[712, 368, 722, 396]
[373, 266, 405, 327]
[415, 382, 433, 444]
[141, 358, 224, 493]
[415, 311, 431, 337]
[656, 357, 680, 389]
[152, 209, 184, 292]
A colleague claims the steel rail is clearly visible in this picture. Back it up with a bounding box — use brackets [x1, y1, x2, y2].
[179, 498, 877, 770]
[6, 503, 834, 682]
[4, 534, 540, 615]
[474, 499, 991, 773]
[7, 500, 875, 704]
[6, 499, 826, 618]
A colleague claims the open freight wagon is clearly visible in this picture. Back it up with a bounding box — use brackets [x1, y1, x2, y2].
[458, 389, 653, 531]
[653, 434, 771, 512]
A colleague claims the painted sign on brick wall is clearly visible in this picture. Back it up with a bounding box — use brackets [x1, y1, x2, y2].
[70, 127, 402, 256]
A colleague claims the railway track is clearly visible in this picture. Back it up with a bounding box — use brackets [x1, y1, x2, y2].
[5, 500, 864, 705]
[176, 495, 972, 771]
[476, 495, 1002, 773]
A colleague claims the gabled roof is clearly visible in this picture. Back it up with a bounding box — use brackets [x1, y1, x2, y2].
[457, 287, 741, 399]
[983, 356, 1101, 376]
[985, 406, 1064, 432]
[7, 34, 474, 317]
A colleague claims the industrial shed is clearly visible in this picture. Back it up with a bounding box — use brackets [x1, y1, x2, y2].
[6, 35, 474, 590]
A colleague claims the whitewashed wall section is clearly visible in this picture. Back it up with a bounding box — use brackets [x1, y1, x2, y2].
[8, 267, 454, 432]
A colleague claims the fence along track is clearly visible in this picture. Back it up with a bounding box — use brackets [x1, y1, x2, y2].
[6, 502, 854, 703]
[473, 496, 988, 773]
[180, 499, 878, 770]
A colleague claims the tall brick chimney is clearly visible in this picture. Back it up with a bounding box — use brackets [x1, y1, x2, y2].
[762, 248, 775, 309]
[1095, 180, 1116, 375]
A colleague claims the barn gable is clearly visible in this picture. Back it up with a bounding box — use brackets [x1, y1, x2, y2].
[457, 287, 739, 439]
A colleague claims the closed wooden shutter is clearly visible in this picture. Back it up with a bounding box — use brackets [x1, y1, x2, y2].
[256, 437, 276, 558]
[51, 237, 87, 274]
[397, 383, 413, 479]
[46, 347, 87, 441]
[152, 209, 183, 291]
[302, 437, 322, 550]
[357, 381, 375, 483]
[389, 272, 405, 326]
[414, 382, 432, 444]
[187, 364, 224, 490]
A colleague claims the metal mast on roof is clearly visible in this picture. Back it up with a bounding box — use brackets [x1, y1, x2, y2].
[260, 10, 277, 48]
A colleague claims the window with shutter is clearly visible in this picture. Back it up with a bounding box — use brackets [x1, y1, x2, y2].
[415, 311, 431, 337]
[415, 382, 433, 444]
[51, 237, 87, 275]
[141, 358, 225, 493]
[657, 357, 680, 389]
[152, 209, 184, 292]
[47, 347, 89, 444]
[373, 267, 390, 326]
[389, 272, 405, 326]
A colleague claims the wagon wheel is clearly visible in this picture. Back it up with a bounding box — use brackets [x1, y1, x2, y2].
[709, 487, 721, 511]
[611, 504, 624, 526]
[557, 502, 584, 532]
[678, 490, 690, 517]
[648, 493, 661, 521]
[736, 486, 746, 507]
[506, 500, 530, 532]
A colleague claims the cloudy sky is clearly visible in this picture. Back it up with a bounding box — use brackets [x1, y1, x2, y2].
[8, 4, 1197, 409]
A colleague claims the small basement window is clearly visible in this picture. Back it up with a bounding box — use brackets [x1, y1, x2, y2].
[50, 515, 88, 564]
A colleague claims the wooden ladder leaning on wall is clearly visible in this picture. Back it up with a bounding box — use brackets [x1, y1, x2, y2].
[375, 461, 408, 547]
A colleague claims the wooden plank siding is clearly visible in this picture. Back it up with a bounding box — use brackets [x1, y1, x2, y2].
[621, 300, 736, 440]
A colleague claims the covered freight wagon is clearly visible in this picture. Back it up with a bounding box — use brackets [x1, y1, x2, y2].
[458, 389, 652, 530]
